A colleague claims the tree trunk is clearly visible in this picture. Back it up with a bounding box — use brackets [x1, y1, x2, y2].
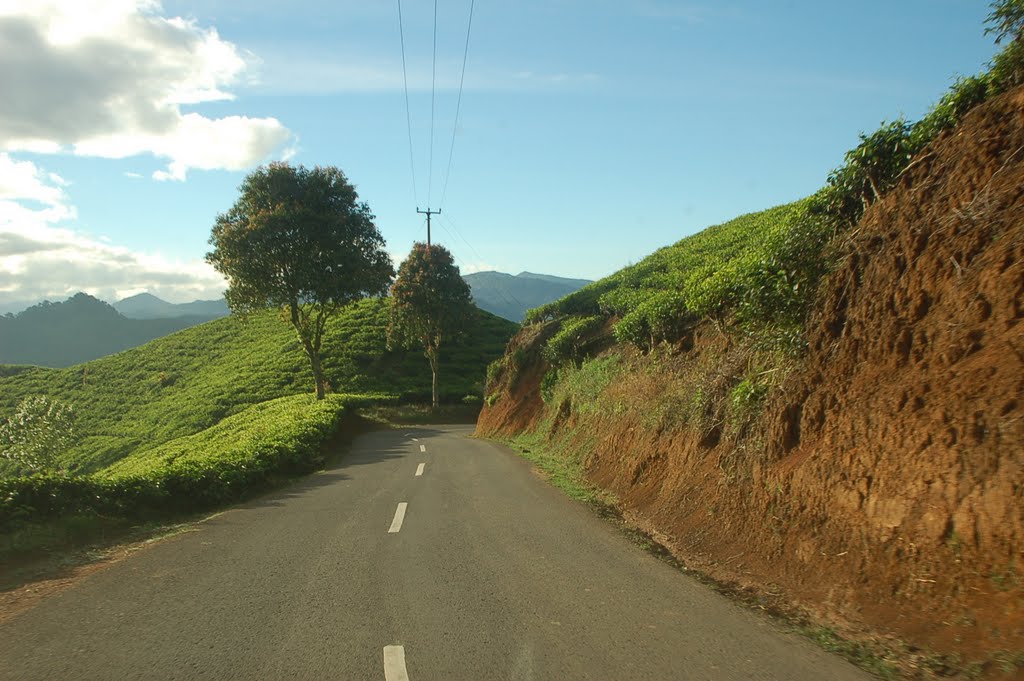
[429, 352, 439, 410]
[311, 350, 326, 400]
[290, 303, 326, 400]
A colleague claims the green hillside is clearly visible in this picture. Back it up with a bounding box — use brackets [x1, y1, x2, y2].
[0, 297, 515, 476]
[526, 200, 818, 353]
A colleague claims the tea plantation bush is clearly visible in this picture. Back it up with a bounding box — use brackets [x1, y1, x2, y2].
[0, 394, 362, 529]
[529, 201, 817, 352]
[542, 315, 604, 367]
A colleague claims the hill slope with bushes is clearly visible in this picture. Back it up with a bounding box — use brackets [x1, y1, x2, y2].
[478, 63, 1023, 678]
[0, 297, 515, 477]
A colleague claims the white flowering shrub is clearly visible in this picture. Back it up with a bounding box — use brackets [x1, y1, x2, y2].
[0, 396, 76, 474]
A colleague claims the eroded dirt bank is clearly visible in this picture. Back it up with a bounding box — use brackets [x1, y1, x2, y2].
[478, 89, 1023, 670]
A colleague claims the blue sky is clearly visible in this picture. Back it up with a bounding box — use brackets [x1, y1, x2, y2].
[0, 0, 998, 309]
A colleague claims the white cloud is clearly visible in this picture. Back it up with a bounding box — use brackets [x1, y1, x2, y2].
[0, 222, 227, 306]
[458, 261, 497, 275]
[0, 0, 292, 180]
[0, 155, 225, 307]
[0, 153, 71, 210]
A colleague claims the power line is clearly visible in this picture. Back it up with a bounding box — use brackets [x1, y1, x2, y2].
[440, 219, 524, 315]
[440, 212, 529, 314]
[439, 0, 476, 211]
[396, 0, 418, 206]
[439, 212, 485, 265]
[427, 0, 439, 207]
[434, 215, 527, 316]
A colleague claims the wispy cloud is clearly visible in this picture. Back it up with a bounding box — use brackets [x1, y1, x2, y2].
[247, 46, 603, 95]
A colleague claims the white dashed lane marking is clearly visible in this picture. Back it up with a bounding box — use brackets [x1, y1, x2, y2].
[419, 444, 426, 453]
[383, 645, 410, 681]
[415, 463, 425, 477]
[388, 503, 408, 534]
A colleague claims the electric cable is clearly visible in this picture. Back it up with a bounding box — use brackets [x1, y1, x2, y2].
[427, 0, 439, 206]
[438, 0, 476, 211]
[441, 212, 528, 314]
[396, 0, 418, 206]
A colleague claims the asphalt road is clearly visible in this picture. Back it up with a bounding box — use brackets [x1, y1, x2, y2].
[0, 426, 871, 680]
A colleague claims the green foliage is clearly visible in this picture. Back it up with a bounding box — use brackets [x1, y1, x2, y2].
[542, 315, 603, 367]
[540, 368, 560, 403]
[99, 394, 361, 478]
[613, 290, 688, 350]
[555, 355, 623, 413]
[525, 281, 609, 323]
[0, 299, 514, 477]
[511, 347, 528, 371]
[0, 396, 76, 474]
[986, 0, 1024, 45]
[814, 119, 916, 229]
[486, 358, 503, 386]
[910, 76, 991, 149]
[0, 395, 354, 530]
[388, 243, 475, 408]
[497, 346, 530, 390]
[989, 35, 1024, 90]
[798, 627, 899, 680]
[207, 162, 394, 399]
[730, 375, 768, 414]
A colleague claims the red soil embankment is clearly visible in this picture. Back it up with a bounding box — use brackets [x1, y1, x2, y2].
[478, 88, 1024, 667]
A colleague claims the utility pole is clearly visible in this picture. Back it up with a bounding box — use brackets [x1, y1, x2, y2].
[416, 207, 441, 247]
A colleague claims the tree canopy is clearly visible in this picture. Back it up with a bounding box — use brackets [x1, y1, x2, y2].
[388, 243, 474, 408]
[207, 162, 393, 399]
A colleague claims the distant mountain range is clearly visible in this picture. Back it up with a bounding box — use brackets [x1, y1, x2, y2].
[113, 293, 229, 320]
[0, 270, 588, 366]
[463, 271, 591, 322]
[0, 293, 224, 368]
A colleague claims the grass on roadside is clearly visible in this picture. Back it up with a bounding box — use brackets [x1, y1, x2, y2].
[500, 430, 607, 506]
